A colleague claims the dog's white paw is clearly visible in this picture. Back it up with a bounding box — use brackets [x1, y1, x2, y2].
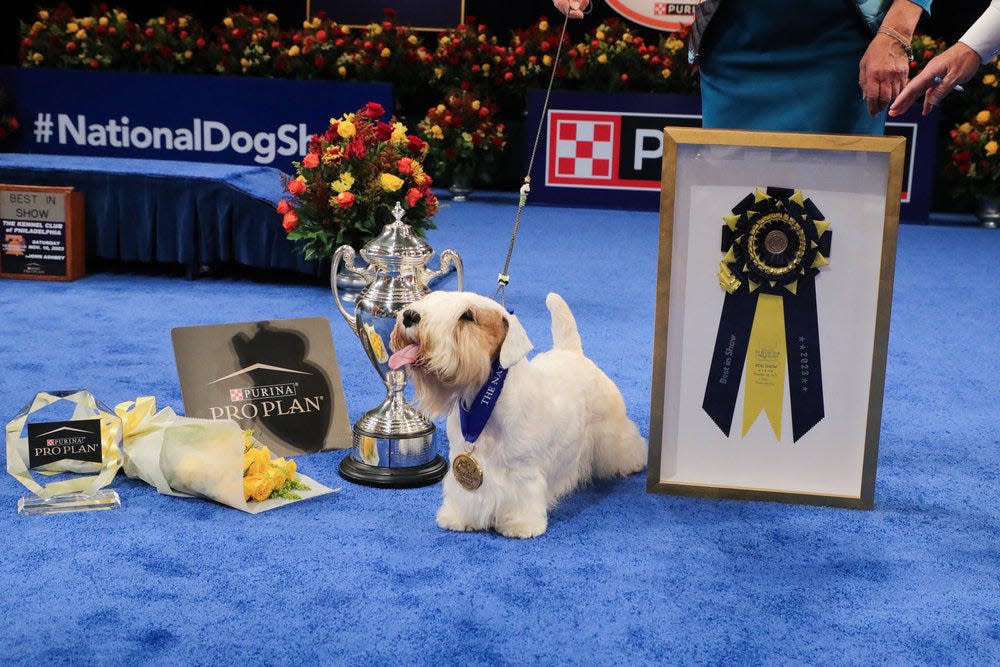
[496, 514, 548, 539]
[436, 505, 477, 532]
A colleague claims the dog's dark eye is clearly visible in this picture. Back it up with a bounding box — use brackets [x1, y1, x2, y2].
[460, 309, 475, 323]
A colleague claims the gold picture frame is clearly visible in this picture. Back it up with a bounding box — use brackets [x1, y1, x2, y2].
[647, 128, 906, 509]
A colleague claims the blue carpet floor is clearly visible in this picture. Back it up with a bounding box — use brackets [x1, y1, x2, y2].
[0, 196, 998, 664]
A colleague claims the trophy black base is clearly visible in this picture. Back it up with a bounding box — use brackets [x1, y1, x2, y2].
[339, 454, 448, 489]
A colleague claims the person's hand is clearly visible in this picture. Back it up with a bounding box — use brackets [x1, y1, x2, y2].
[889, 43, 981, 117]
[552, 0, 590, 19]
[859, 32, 912, 116]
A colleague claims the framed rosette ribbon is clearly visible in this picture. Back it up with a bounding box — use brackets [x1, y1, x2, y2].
[647, 129, 906, 509]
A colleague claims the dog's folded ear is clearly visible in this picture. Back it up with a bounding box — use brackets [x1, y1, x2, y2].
[499, 313, 533, 368]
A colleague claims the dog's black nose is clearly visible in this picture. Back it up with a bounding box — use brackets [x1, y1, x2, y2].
[402, 310, 420, 328]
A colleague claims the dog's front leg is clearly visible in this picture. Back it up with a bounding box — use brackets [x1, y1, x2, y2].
[494, 471, 548, 539]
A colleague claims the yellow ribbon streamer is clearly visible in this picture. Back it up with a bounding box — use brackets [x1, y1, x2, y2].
[742, 293, 786, 440]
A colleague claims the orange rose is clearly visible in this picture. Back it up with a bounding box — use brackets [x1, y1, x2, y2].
[397, 157, 413, 175]
[287, 178, 306, 196]
[276, 199, 291, 215]
[302, 152, 320, 168]
[405, 187, 422, 207]
[282, 211, 299, 231]
[336, 191, 356, 209]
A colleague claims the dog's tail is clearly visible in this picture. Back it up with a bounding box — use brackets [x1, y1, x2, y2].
[546, 292, 583, 353]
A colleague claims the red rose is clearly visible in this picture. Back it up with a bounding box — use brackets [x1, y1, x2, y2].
[276, 199, 291, 214]
[315, 30, 327, 42]
[302, 152, 320, 168]
[405, 187, 422, 207]
[66, 41, 77, 52]
[336, 192, 356, 209]
[397, 157, 413, 175]
[407, 135, 426, 153]
[364, 102, 386, 119]
[375, 121, 393, 141]
[144, 27, 155, 38]
[8, 118, 18, 131]
[287, 179, 307, 195]
[196, 37, 206, 49]
[282, 210, 299, 231]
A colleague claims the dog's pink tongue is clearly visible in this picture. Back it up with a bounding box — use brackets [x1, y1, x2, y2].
[388, 344, 420, 370]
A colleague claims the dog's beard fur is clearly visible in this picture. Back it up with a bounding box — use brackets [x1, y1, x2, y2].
[390, 301, 508, 418]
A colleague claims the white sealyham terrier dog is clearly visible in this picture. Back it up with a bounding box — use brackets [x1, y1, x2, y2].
[388, 291, 646, 538]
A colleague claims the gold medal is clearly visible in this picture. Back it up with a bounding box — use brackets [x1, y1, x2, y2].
[452, 453, 483, 491]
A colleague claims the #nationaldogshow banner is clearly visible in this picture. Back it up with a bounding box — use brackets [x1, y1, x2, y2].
[0, 66, 392, 174]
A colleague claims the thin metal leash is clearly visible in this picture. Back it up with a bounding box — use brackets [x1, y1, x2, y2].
[493, 8, 578, 307]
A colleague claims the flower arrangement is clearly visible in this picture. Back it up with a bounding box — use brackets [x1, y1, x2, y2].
[504, 16, 572, 104]
[131, 11, 208, 73]
[417, 89, 507, 187]
[208, 6, 283, 76]
[20, 5, 135, 70]
[945, 105, 1000, 202]
[276, 15, 351, 79]
[567, 19, 694, 93]
[430, 19, 510, 99]
[278, 102, 438, 257]
[338, 11, 434, 108]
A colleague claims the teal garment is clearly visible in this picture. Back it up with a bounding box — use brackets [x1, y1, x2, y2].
[699, 0, 919, 134]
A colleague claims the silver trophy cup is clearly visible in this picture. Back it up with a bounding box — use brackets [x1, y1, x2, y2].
[331, 202, 463, 487]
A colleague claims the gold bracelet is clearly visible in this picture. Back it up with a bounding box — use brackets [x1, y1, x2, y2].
[877, 26, 915, 61]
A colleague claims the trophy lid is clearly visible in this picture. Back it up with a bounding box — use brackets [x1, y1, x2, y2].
[360, 202, 433, 269]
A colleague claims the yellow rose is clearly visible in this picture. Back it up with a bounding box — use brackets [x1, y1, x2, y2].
[223, 17, 234, 28]
[38, 10, 49, 20]
[380, 173, 405, 192]
[987, 141, 998, 156]
[960, 122, 973, 134]
[75, 29, 86, 40]
[267, 13, 278, 23]
[471, 100, 481, 111]
[31, 53, 43, 64]
[597, 54, 608, 64]
[976, 110, 992, 124]
[179, 17, 188, 28]
[183, 50, 192, 59]
[539, 20, 549, 31]
[661, 68, 672, 79]
[380, 47, 391, 58]
[434, 67, 443, 79]
[407, 35, 418, 45]
[288, 45, 301, 57]
[986, 74, 998, 86]
[461, 132, 473, 145]
[312, 17, 322, 28]
[67, 22, 79, 33]
[596, 30, 605, 40]
[542, 55, 552, 67]
[337, 66, 347, 77]
[337, 121, 356, 139]
[244, 474, 274, 502]
[430, 124, 444, 140]
[99, 17, 108, 26]
[116, 12, 128, 22]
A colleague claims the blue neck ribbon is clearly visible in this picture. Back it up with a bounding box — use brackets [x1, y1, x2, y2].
[459, 359, 508, 443]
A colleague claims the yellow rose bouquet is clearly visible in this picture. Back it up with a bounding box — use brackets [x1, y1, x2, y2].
[115, 397, 335, 513]
[278, 101, 439, 258]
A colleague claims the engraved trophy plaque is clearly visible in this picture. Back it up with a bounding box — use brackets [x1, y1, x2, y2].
[5, 390, 124, 515]
[331, 202, 463, 488]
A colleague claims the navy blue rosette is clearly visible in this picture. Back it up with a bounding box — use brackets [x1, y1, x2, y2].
[702, 186, 832, 443]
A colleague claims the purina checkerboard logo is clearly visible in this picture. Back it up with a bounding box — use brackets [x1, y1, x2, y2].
[547, 110, 700, 190]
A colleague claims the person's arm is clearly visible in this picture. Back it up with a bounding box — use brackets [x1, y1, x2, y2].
[889, 0, 1000, 116]
[552, 0, 591, 19]
[859, 0, 927, 117]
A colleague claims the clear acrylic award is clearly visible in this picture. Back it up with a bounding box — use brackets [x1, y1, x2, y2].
[5, 390, 124, 515]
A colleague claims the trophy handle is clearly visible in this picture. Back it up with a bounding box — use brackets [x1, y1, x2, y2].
[422, 249, 464, 291]
[330, 245, 372, 336]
